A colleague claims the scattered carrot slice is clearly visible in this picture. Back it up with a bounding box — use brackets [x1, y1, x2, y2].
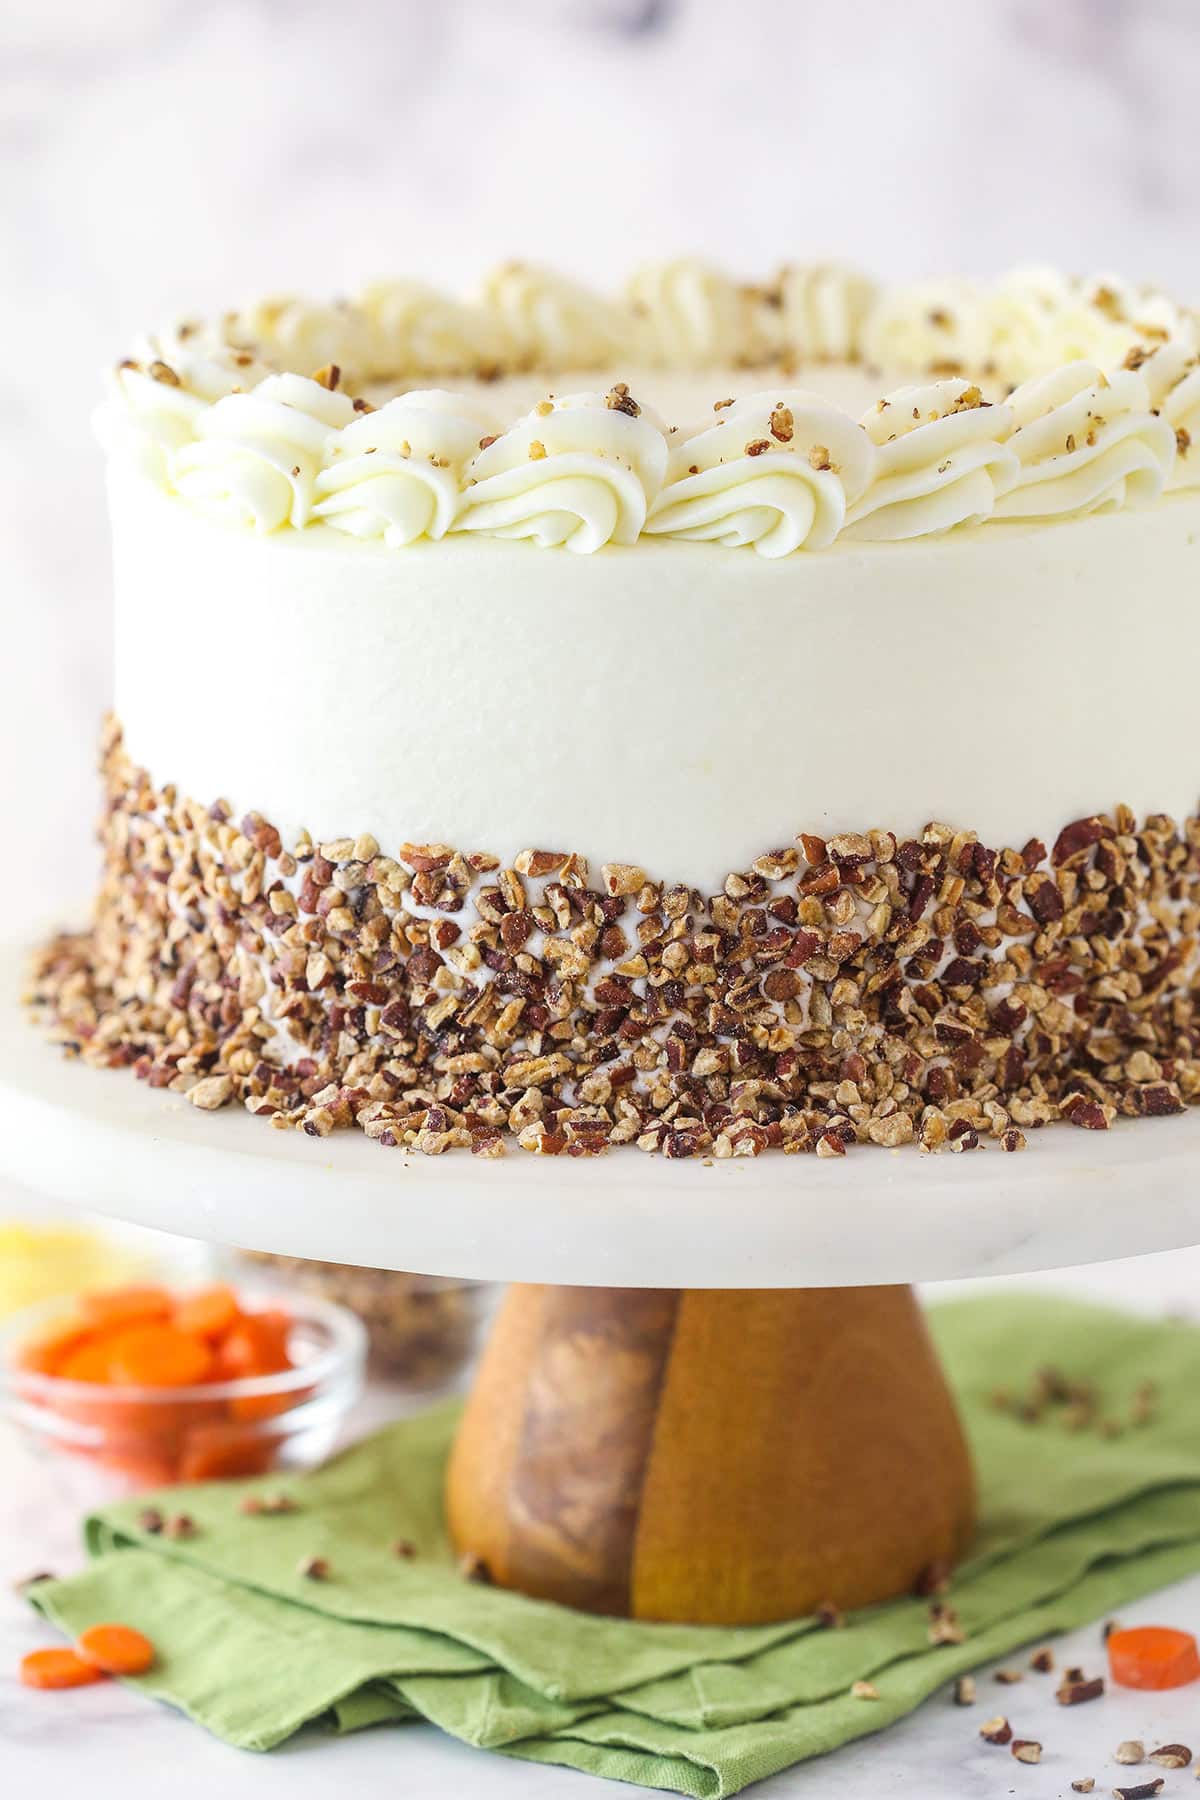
[1108, 1624, 1200, 1689]
[105, 1323, 213, 1388]
[19, 1647, 107, 1690]
[75, 1623, 156, 1676]
[173, 1284, 241, 1342]
[78, 1286, 172, 1331]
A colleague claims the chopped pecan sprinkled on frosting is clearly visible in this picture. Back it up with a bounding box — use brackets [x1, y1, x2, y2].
[97, 260, 1200, 556]
[606, 383, 641, 418]
[26, 721, 1200, 1161]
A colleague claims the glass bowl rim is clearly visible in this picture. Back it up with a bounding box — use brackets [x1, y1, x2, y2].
[0, 1284, 368, 1406]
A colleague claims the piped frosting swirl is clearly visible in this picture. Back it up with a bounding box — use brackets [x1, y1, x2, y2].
[1139, 341, 1200, 490]
[453, 389, 668, 553]
[170, 373, 355, 532]
[845, 382, 1018, 541]
[98, 258, 1200, 555]
[313, 390, 498, 546]
[645, 390, 875, 556]
[993, 363, 1175, 520]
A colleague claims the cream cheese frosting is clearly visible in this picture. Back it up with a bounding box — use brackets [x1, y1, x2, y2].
[313, 389, 499, 547]
[845, 382, 1018, 541]
[58, 254, 1200, 1167]
[453, 389, 668, 554]
[644, 389, 875, 555]
[95, 260, 1200, 559]
[110, 466, 1200, 891]
[169, 372, 356, 532]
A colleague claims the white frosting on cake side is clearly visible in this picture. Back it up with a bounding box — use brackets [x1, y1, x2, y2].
[110, 468, 1200, 890]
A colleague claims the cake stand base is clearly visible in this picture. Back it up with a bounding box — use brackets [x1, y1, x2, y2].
[446, 1282, 975, 1624]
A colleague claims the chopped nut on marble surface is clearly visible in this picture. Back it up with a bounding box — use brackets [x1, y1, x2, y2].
[1147, 1743, 1191, 1768]
[1057, 1674, 1105, 1705]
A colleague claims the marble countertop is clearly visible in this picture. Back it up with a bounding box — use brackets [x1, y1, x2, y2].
[6, 1250, 1200, 1798]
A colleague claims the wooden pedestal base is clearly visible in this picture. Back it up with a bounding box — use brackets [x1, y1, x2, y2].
[446, 1283, 976, 1625]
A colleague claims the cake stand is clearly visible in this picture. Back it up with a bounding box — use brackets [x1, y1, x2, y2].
[6, 939, 1200, 1625]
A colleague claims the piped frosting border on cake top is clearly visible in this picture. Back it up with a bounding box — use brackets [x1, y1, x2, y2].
[96, 260, 1200, 557]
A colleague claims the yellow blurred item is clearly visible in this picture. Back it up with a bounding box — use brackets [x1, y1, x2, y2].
[0, 1222, 139, 1318]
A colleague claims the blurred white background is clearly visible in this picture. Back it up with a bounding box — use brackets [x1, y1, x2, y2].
[3, 0, 1200, 927]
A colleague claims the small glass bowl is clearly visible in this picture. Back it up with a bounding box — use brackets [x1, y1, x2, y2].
[1, 1288, 366, 1492]
[228, 1252, 497, 1391]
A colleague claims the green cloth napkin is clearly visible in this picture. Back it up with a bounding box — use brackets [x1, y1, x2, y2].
[28, 1294, 1200, 1796]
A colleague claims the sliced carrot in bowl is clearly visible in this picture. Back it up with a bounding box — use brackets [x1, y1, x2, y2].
[105, 1324, 214, 1388]
[179, 1420, 276, 1480]
[78, 1286, 172, 1331]
[215, 1310, 291, 1380]
[173, 1284, 241, 1342]
[13, 1313, 90, 1376]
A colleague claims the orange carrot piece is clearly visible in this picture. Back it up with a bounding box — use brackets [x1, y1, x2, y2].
[228, 1387, 300, 1424]
[79, 1286, 172, 1332]
[19, 1647, 108, 1690]
[105, 1323, 213, 1388]
[94, 1446, 183, 1488]
[223, 1309, 296, 1418]
[179, 1422, 276, 1480]
[75, 1623, 156, 1676]
[173, 1284, 241, 1342]
[14, 1313, 90, 1376]
[57, 1336, 124, 1385]
[1108, 1624, 1200, 1689]
[216, 1310, 292, 1380]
